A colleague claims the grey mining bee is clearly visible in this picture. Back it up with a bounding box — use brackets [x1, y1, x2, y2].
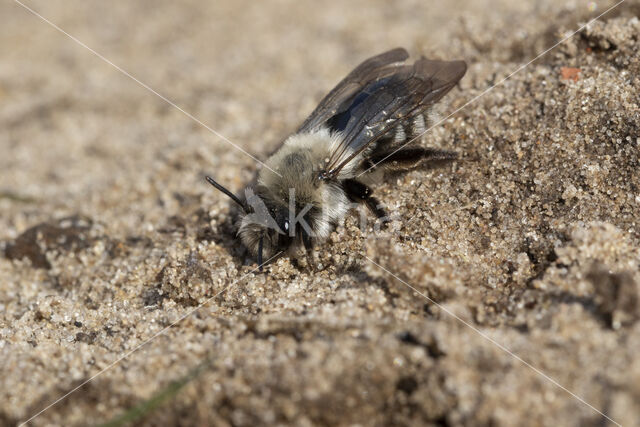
[206, 48, 466, 269]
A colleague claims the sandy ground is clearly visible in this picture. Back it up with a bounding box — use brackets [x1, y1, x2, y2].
[1, 0, 640, 426]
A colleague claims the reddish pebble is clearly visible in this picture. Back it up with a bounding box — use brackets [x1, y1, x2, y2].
[560, 67, 581, 81]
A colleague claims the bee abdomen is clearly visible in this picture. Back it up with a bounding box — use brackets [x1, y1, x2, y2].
[409, 113, 427, 138]
[389, 113, 429, 144]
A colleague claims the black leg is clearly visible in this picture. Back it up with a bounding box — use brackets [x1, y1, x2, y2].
[299, 227, 319, 271]
[343, 179, 388, 220]
[368, 147, 457, 171]
[301, 227, 313, 251]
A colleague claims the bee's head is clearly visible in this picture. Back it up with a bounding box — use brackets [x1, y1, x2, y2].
[237, 200, 293, 265]
[206, 176, 293, 270]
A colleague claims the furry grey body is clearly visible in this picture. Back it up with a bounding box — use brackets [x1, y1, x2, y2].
[239, 128, 350, 256]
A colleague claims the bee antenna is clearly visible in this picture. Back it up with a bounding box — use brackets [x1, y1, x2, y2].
[205, 176, 250, 213]
[258, 235, 264, 272]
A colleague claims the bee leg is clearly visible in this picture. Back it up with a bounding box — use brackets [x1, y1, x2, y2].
[369, 147, 457, 172]
[301, 228, 319, 271]
[343, 179, 389, 226]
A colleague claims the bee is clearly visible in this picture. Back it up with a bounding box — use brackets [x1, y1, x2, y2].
[206, 48, 466, 269]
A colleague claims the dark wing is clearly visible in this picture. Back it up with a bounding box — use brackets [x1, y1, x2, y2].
[322, 57, 467, 179]
[297, 48, 409, 134]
